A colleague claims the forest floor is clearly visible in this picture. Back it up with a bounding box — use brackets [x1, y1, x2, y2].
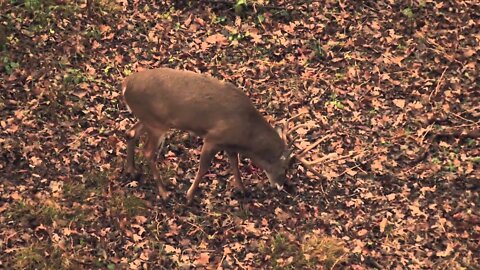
[1, 0, 479, 269]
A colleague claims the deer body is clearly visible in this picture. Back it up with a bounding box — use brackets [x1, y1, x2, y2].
[122, 68, 291, 203]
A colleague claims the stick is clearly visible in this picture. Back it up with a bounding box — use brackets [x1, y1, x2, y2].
[429, 67, 448, 101]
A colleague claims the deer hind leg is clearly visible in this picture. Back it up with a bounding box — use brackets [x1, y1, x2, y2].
[226, 151, 247, 194]
[126, 121, 145, 175]
[186, 140, 217, 204]
[143, 129, 169, 200]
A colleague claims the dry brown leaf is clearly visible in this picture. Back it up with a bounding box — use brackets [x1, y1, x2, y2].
[134, 216, 147, 224]
[357, 229, 368, 237]
[164, 244, 179, 254]
[393, 99, 406, 109]
[205, 33, 227, 44]
[379, 218, 388, 233]
[436, 243, 454, 257]
[371, 159, 383, 171]
[194, 252, 210, 266]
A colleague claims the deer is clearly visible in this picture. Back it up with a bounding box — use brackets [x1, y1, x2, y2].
[122, 68, 322, 204]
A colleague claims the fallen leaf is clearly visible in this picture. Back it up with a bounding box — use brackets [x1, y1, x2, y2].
[357, 229, 368, 237]
[436, 243, 454, 257]
[135, 216, 147, 224]
[164, 245, 179, 254]
[205, 33, 227, 44]
[393, 99, 406, 108]
[194, 252, 210, 266]
[371, 159, 383, 171]
[379, 218, 388, 233]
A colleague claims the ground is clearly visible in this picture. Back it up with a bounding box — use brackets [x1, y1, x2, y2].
[0, 0, 479, 269]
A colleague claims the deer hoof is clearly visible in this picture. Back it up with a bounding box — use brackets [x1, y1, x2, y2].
[125, 168, 141, 179]
[125, 165, 136, 175]
[283, 183, 295, 194]
[186, 189, 196, 205]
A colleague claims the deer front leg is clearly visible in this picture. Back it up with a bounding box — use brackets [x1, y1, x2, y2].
[126, 121, 144, 175]
[186, 141, 216, 204]
[143, 132, 169, 200]
[226, 151, 246, 194]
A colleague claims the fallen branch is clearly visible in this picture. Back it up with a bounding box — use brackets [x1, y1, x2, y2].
[434, 128, 480, 139]
[410, 127, 480, 166]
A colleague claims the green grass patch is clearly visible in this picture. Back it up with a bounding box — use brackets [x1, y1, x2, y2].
[6, 200, 64, 226]
[301, 234, 347, 269]
[260, 233, 307, 269]
[88, 0, 122, 14]
[63, 170, 110, 201]
[12, 243, 71, 270]
[109, 194, 148, 217]
[2, 56, 20, 75]
[402, 7, 414, 19]
[326, 94, 345, 110]
[63, 182, 89, 202]
[63, 68, 91, 85]
[228, 205, 251, 220]
[445, 161, 457, 172]
[8, 0, 79, 28]
[83, 170, 110, 190]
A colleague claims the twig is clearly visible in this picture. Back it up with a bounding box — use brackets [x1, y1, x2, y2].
[286, 123, 310, 137]
[285, 112, 307, 123]
[317, 76, 333, 89]
[435, 128, 480, 139]
[410, 127, 480, 166]
[0, 2, 25, 17]
[185, 221, 207, 236]
[462, 105, 480, 115]
[232, 254, 246, 270]
[337, 154, 375, 177]
[216, 254, 226, 270]
[449, 111, 478, 124]
[429, 67, 448, 101]
[337, 163, 362, 178]
[419, 124, 434, 146]
[330, 252, 347, 270]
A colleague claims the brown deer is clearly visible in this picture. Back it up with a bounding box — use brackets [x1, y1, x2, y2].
[122, 68, 320, 203]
